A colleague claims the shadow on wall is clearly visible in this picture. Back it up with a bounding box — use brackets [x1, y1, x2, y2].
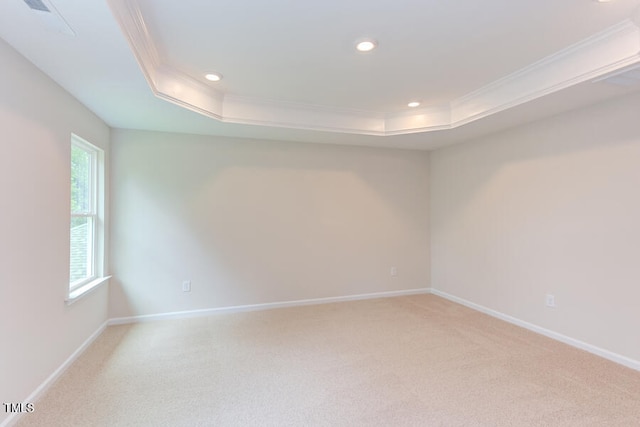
[429, 91, 640, 359]
[434, 92, 640, 220]
[109, 133, 430, 317]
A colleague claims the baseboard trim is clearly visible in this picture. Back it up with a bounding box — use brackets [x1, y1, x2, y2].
[3, 289, 429, 426]
[0, 321, 108, 427]
[430, 288, 640, 372]
[8, 286, 637, 427]
[108, 288, 431, 325]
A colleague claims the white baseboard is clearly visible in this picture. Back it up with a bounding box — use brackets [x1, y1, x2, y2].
[430, 288, 640, 372]
[0, 321, 108, 427]
[108, 288, 431, 325]
[3, 289, 429, 426]
[6, 286, 637, 427]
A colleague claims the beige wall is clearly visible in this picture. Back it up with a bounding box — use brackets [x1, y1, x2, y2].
[0, 38, 110, 422]
[4, 20, 639, 418]
[430, 91, 640, 362]
[109, 130, 430, 318]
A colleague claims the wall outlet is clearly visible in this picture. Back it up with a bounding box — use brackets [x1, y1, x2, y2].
[390, 267, 398, 277]
[545, 294, 555, 308]
[182, 280, 191, 292]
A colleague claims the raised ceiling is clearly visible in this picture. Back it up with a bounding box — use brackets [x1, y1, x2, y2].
[1, 0, 640, 149]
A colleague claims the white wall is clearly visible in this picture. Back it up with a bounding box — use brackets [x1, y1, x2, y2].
[0, 38, 110, 423]
[109, 130, 430, 318]
[430, 91, 640, 362]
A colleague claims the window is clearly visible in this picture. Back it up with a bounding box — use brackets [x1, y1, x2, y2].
[69, 135, 106, 300]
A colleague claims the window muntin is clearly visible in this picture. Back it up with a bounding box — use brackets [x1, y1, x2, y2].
[69, 136, 102, 293]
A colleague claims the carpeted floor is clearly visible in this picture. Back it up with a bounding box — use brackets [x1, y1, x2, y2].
[16, 294, 640, 426]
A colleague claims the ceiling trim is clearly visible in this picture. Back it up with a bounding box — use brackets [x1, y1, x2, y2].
[450, 19, 640, 127]
[108, 0, 640, 136]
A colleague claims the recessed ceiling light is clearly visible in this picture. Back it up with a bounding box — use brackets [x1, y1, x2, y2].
[356, 39, 377, 52]
[205, 73, 222, 82]
[596, 0, 613, 2]
[407, 101, 421, 108]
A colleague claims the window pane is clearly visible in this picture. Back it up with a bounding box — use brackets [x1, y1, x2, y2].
[71, 145, 92, 213]
[70, 216, 94, 285]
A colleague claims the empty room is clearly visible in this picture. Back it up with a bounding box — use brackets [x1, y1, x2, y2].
[2, 0, 640, 425]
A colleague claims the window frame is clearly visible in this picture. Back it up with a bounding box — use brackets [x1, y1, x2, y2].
[68, 134, 108, 302]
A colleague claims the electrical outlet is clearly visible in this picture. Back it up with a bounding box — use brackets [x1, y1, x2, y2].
[545, 294, 555, 308]
[390, 267, 398, 277]
[182, 280, 191, 292]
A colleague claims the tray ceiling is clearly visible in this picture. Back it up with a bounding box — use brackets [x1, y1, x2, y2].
[1, 0, 639, 148]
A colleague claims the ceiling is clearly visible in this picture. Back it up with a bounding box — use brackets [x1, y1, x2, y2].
[1, 0, 639, 150]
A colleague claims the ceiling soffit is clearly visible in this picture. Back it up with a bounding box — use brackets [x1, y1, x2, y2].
[108, 0, 640, 137]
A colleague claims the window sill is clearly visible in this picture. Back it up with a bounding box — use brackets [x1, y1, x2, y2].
[66, 276, 111, 305]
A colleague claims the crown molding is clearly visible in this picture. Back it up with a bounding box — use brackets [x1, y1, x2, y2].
[384, 105, 452, 135]
[451, 19, 640, 127]
[222, 94, 387, 135]
[108, 0, 161, 86]
[108, 0, 640, 136]
[154, 65, 225, 120]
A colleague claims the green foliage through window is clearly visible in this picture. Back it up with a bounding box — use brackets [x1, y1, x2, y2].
[71, 145, 91, 213]
[70, 141, 96, 286]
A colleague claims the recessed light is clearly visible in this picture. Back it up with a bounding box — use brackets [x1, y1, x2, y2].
[205, 73, 222, 82]
[356, 39, 377, 52]
[407, 101, 421, 108]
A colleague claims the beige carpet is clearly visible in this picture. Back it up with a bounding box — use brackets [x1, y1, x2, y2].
[17, 295, 640, 426]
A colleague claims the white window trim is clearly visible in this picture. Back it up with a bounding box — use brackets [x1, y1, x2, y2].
[67, 276, 111, 304]
[67, 134, 108, 303]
